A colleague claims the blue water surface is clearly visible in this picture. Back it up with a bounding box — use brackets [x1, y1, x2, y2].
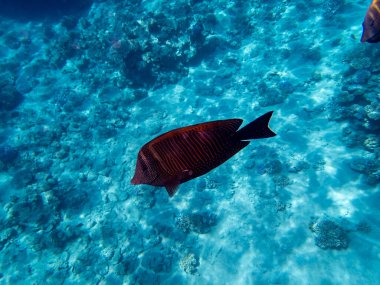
[0, 0, 379, 284]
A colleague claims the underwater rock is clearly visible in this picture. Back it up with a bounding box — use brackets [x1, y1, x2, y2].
[97, 126, 117, 139]
[175, 211, 218, 234]
[350, 57, 372, 70]
[52, 183, 89, 211]
[366, 171, 380, 185]
[61, 16, 79, 30]
[91, 219, 117, 248]
[72, 247, 109, 279]
[0, 144, 18, 165]
[132, 268, 160, 285]
[147, 12, 178, 42]
[49, 33, 81, 68]
[340, 127, 365, 148]
[133, 190, 156, 209]
[4, 32, 21, 50]
[191, 35, 228, 64]
[44, 262, 70, 285]
[30, 232, 50, 252]
[5, 192, 52, 228]
[309, 217, 349, 250]
[115, 251, 139, 275]
[264, 159, 283, 175]
[327, 102, 351, 121]
[257, 83, 287, 107]
[365, 103, 380, 121]
[189, 212, 218, 234]
[104, 273, 123, 285]
[364, 135, 379, 152]
[356, 221, 372, 233]
[334, 91, 355, 105]
[53, 88, 87, 110]
[244, 158, 256, 170]
[287, 160, 310, 173]
[121, 45, 156, 88]
[49, 221, 83, 248]
[352, 69, 372, 84]
[15, 71, 34, 94]
[0, 228, 17, 250]
[278, 80, 296, 94]
[141, 248, 173, 273]
[190, 22, 205, 44]
[349, 157, 378, 174]
[0, 72, 24, 111]
[179, 253, 200, 275]
[308, 154, 326, 171]
[272, 175, 291, 188]
[144, 229, 162, 249]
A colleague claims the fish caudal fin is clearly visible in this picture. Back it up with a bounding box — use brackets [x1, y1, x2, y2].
[235, 111, 276, 140]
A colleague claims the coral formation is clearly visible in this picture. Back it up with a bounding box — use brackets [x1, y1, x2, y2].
[175, 212, 217, 234]
[309, 217, 350, 250]
[180, 253, 200, 275]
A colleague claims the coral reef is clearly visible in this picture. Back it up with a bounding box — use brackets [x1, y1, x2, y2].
[309, 217, 350, 250]
[175, 212, 218, 234]
[349, 156, 380, 185]
[179, 253, 200, 275]
[141, 248, 173, 273]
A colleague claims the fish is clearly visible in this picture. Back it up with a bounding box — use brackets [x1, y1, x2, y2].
[361, 0, 380, 43]
[131, 111, 276, 197]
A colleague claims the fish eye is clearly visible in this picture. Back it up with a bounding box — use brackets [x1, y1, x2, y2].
[369, 19, 375, 27]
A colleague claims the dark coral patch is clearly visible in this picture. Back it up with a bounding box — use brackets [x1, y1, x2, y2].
[0, 0, 93, 21]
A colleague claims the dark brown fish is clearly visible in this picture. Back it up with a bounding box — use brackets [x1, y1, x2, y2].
[131, 111, 276, 197]
[361, 0, 380, 43]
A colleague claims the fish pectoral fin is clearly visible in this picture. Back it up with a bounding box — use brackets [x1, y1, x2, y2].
[165, 182, 180, 197]
[182, 169, 194, 176]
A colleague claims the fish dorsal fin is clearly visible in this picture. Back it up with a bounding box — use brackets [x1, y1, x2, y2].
[147, 119, 243, 148]
[224, 119, 244, 132]
[165, 183, 179, 197]
[196, 119, 243, 134]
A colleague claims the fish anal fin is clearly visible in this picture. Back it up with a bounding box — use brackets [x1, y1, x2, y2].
[165, 183, 180, 197]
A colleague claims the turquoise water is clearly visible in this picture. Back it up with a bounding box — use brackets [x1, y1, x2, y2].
[0, 0, 379, 284]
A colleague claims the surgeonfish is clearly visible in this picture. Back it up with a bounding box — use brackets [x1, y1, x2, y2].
[131, 111, 276, 197]
[361, 0, 380, 43]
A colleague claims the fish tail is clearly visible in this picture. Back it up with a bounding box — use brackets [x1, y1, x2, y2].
[235, 111, 276, 140]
